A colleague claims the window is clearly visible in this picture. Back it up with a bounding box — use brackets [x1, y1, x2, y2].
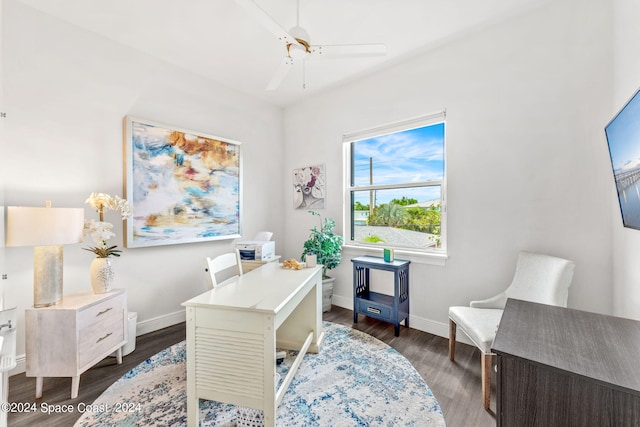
[343, 112, 446, 255]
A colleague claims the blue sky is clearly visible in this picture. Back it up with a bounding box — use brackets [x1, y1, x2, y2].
[352, 123, 444, 205]
[606, 90, 640, 172]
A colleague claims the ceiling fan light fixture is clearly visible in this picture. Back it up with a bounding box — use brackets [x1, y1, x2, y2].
[287, 43, 308, 59]
[288, 25, 310, 44]
[235, 0, 386, 90]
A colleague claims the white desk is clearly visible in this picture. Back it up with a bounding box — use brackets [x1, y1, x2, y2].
[182, 262, 324, 427]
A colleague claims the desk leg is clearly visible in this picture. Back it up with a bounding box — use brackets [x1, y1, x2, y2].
[187, 395, 198, 427]
[263, 315, 277, 427]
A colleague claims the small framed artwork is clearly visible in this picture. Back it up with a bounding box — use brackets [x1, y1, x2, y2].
[123, 116, 242, 248]
[293, 164, 325, 209]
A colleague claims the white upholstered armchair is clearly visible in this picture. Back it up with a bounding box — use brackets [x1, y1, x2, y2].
[448, 251, 575, 410]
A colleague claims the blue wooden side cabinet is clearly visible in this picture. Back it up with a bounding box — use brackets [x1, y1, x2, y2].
[351, 256, 410, 336]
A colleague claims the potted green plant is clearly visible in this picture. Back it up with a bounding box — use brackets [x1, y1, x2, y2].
[301, 210, 344, 312]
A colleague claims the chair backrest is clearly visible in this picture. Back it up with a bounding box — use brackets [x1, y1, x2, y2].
[505, 251, 575, 307]
[205, 250, 243, 289]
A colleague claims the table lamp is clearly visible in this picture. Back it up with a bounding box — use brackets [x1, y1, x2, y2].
[6, 202, 84, 307]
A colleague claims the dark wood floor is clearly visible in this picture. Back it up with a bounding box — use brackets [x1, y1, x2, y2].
[7, 306, 495, 427]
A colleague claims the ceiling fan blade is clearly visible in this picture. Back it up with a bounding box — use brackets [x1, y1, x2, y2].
[266, 57, 294, 90]
[235, 0, 299, 46]
[310, 44, 387, 58]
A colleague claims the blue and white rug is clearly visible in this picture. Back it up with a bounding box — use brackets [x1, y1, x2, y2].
[75, 322, 446, 426]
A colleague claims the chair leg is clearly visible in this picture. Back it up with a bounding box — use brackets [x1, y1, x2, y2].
[448, 319, 456, 361]
[481, 353, 493, 410]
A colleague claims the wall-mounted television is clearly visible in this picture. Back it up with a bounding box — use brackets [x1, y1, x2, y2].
[605, 87, 640, 230]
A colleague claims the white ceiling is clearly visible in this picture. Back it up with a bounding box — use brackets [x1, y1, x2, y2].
[16, 0, 548, 107]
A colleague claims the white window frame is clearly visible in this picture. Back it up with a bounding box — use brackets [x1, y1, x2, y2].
[342, 111, 447, 264]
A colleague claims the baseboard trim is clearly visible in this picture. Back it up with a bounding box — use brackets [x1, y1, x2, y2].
[331, 294, 473, 346]
[11, 356, 25, 377]
[10, 310, 187, 377]
[11, 302, 473, 377]
[136, 309, 186, 336]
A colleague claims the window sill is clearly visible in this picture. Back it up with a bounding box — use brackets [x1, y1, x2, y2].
[342, 244, 448, 266]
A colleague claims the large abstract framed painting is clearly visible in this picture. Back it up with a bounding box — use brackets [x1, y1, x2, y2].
[293, 164, 325, 209]
[605, 87, 640, 231]
[123, 116, 241, 248]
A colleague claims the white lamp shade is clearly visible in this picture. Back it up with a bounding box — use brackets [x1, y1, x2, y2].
[6, 206, 85, 247]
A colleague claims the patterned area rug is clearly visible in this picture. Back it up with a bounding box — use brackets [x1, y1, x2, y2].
[75, 322, 446, 426]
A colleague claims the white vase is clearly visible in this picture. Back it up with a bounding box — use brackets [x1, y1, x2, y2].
[322, 277, 335, 313]
[306, 254, 317, 268]
[90, 257, 114, 294]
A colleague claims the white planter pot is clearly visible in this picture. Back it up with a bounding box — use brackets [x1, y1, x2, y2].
[90, 257, 114, 294]
[322, 277, 335, 312]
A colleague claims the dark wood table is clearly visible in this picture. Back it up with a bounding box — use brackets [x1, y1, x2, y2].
[492, 298, 640, 426]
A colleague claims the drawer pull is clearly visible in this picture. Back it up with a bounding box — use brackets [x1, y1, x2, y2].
[96, 332, 113, 343]
[367, 307, 381, 315]
[96, 307, 113, 317]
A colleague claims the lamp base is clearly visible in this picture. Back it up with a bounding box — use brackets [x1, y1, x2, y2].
[33, 246, 64, 307]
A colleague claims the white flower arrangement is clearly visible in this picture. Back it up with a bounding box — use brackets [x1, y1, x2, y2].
[85, 192, 131, 221]
[83, 193, 131, 258]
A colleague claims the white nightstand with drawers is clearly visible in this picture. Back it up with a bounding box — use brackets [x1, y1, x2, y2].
[25, 289, 127, 399]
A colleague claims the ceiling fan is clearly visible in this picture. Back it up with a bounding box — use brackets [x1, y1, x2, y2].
[235, 0, 387, 90]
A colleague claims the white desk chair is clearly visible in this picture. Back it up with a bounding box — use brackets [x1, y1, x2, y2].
[0, 307, 17, 427]
[205, 250, 243, 289]
[448, 251, 575, 410]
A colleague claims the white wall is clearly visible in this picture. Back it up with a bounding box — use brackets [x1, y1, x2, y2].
[0, 0, 5, 308]
[0, 0, 621, 371]
[282, 0, 613, 337]
[611, 0, 640, 320]
[2, 1, 284, 366]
